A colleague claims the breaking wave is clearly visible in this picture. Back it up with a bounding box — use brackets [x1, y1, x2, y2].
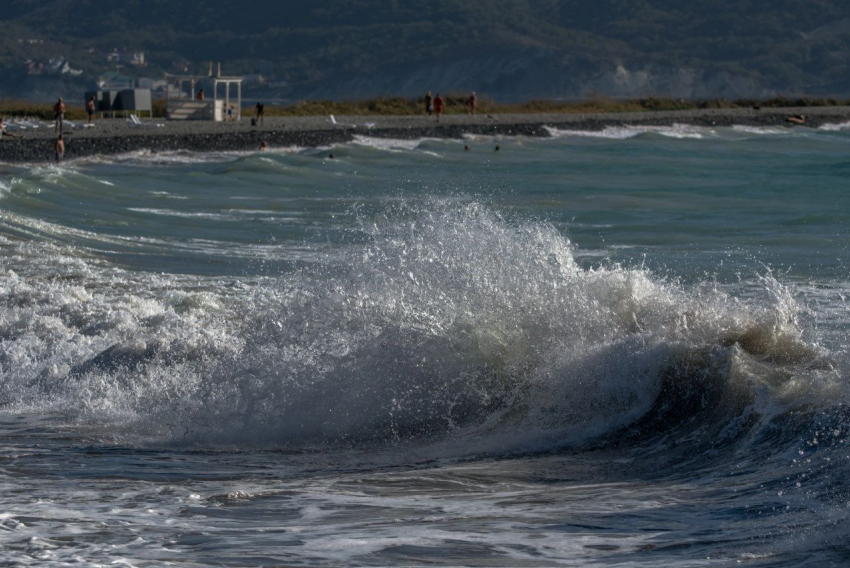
[0, 201, 844, 457]
[544, 124, 714, 140]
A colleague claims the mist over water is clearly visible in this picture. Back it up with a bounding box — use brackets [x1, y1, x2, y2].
[1, 125, 849, 565]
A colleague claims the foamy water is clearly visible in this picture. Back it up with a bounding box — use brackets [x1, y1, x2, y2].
[544, 123, 715, 139]
[1, 127, 849, 565]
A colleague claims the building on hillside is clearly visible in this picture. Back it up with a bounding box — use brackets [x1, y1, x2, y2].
[97, 72, 135, 90]
[170, 60, 190, 73]
[137, 77, 168, 97]
[107, 50, 146, 67]
[26, 61, 45, 75]
[26, 57, 82, 76]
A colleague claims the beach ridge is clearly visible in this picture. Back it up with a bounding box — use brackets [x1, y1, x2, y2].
[2, 105, 848, 162]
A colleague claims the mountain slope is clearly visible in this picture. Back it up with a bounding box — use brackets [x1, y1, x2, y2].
[2, 1, 850, 102]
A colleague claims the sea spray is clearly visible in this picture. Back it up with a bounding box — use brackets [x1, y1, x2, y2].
[1, 201, 832, 453]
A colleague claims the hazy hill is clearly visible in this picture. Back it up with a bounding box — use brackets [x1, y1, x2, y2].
[2, 0, 850, 102]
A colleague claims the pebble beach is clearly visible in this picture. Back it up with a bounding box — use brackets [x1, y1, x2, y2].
[2, 105, 850, 162]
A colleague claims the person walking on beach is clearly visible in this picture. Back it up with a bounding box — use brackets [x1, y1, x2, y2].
[87, 96, 96, 125]
[53, 98, 65, 133]
[255, 102, 265, 126]
[424, 91, 433, 116]
[54, 134, 65, 163]
[468, 91, 477, 115]
[433, 93, 444, 122]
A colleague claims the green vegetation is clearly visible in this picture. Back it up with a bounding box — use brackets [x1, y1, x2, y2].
[0, 98, 170, 119]
[251, 96, 850, 117]
[5, 95, 850, 122]
[0, 100, 88, 121]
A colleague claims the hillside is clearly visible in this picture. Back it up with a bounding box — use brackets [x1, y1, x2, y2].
[2, 1, 850, 102]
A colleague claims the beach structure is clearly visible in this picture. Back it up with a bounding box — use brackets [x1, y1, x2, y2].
[85, 89, 153, 118]
[165, 72, 243, 122]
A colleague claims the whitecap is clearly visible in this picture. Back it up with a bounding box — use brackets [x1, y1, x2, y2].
[545, 123, 714, 140]
[731, 125, 790, 135]
[352, 135, 429, 151]
[818, 120, 850, 131]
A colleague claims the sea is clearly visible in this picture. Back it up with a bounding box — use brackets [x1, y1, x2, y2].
[1, 122, 849, 566]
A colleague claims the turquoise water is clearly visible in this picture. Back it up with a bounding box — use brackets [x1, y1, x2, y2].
[1, 123, 849, 565]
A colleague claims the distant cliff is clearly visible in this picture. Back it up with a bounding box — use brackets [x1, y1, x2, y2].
[2, 1, 850, 102]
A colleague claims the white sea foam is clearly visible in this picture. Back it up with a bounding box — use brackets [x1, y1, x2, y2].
[819, 120, 850, 131]
[732, 125, 790, 135]
[126, 207, 310, 224]
[126, 207, 238, 220]
[545, 123, 714, 140]
[352, 135, 431, 151]
[70, 147, 303, 167]
[148, 190, 189, 199]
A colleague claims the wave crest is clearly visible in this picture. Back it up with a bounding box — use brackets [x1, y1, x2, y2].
[0, 201, 831, 451]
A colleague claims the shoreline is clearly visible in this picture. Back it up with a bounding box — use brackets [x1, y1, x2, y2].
[2, 106, 849, 163]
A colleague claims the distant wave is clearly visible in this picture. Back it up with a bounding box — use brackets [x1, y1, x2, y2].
[352, 135, 438, 152]
[731, 124, 790, 135]
[818, 120, 850, 131]
[544, 123, 714, 140]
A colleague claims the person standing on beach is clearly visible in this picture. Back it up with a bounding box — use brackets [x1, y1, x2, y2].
[53, 98, 65, 133]
[433, 93, 444, 122]
[87, 96, 96, 125]
[468, 91, 477, 115]
[256, 102, 265, 126]
[424, 91, 433, 116]
[54, 134, 65, 163]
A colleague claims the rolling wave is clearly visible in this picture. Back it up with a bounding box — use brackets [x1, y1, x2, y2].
[1, 201, 842, 459]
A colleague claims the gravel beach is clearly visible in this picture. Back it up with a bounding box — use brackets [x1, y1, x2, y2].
[2, 106, 849, 163]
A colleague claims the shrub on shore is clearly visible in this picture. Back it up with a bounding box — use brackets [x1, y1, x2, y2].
[246, 96, 850, 117]
[0, 99, 90, 121]
[0, 98, 169, 120]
